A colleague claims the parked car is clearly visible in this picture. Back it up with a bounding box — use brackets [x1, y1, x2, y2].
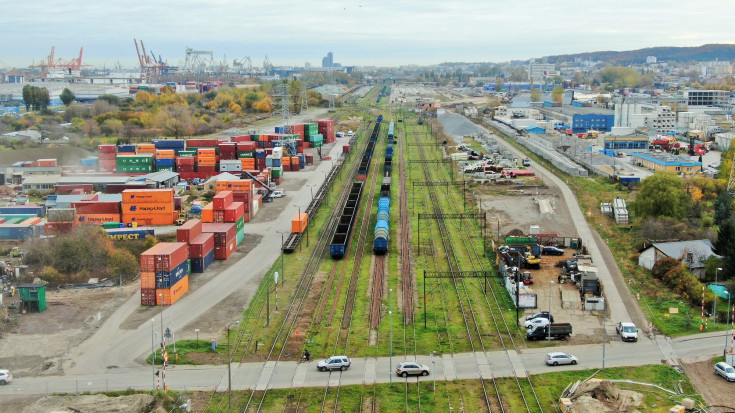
[615, 322, 639, 342]
[526, 311, 554, 323]
[715, 362, 735, 382]
[317, 356, 351, 371]
[545, 352, 578, 366]
[524, 317, 550, 329]
[336, 132, 345, 138]
[271, 189, 286, 198]
[542, 246, 565, 256]
[0, 369, 12, 385]
[347, 131, 355, 137]
[396, 362, 430, 377]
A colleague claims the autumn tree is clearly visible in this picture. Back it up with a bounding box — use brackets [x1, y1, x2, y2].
[632, 171, 690, 220]
[530, 88, 542, 102]
[552, 85, 564, 103]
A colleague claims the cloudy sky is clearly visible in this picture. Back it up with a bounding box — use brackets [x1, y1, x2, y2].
[2, 0, 733, 69]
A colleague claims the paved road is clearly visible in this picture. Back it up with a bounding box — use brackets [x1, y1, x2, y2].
[65, 109, 342, 375]
[2, 331, 728, 395]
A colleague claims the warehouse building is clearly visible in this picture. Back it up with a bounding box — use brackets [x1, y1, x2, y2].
[630, 153, 701, 176]
[598, 135, 649, 152]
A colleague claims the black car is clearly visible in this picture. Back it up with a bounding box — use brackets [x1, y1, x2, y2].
[542, 246, 565, 256]
[525, 311, 554, 323]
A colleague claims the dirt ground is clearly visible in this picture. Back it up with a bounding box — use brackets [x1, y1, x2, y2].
[681, 358, 735, 409]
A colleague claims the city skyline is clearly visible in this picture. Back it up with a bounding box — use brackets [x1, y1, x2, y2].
[2, 0, 734, 69]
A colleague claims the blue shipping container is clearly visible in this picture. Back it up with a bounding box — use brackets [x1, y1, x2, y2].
[155, 259, 190, 289]
[155, 158, 175, 167]
[275, 126, 287, 134]
[191, 249, 215, 273]
[105, 228, 155, 241]
[0, 225, 33, 240]
[0, 206, 44, 217]
[153, 140, 186, 150]
[118, 144, 136, 153]
[255, 150, 266, 159]
[80, 157, 99, 166]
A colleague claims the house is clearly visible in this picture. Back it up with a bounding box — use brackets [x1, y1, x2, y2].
[638, 239, 719, 279]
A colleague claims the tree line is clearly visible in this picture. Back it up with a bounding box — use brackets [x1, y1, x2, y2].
[21, 85, 51, 111]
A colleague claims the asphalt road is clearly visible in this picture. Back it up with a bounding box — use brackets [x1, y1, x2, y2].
[2, 331, 728, 395]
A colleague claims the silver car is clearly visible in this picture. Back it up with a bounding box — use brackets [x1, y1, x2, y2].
[396, 362, 430, 377]
[545, 352, 578, 366]
[715, 362, 735, 382]
[524, 317, 550, 329]
[317, 356, 351, 372]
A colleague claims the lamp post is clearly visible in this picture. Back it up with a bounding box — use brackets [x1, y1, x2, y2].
[158, 293, 166, 391]
[724, 290, 731, 352]
[431, 351, 436, 402]
[548, 281, 555, 342]
[389, 309, 393, 386]
[277, 230, 288, 282]
[227, 320, 240, 409]
[715, 267, 723, 326]
[151, 318, 156, 391]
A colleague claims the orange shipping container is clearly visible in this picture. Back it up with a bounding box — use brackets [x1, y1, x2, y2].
[122, 189, 175, 204]
[155, 150, 176, 159]
[156, 275, 189, 305]
[292, 213, 308, 233]
[126, 203, 175, 214]
[216, 180, 252, 193]
[196, 157, 217, 166]
[37, 158, 58, 167]
[141, 272, 156, 289]
[282, 156, 291, 165]
[240, 158, 255, 170]
[201, 203, 214, 223]
[21, 217, 42, 226]
[136, 144, 156, 153]
[122, 212, 176, 226]
[197, 148, 216, 156]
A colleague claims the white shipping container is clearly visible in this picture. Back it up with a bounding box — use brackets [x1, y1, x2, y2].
[272, 147, 283, 160]
[529, 225, 540, 235]
[252, 198, 260, 216]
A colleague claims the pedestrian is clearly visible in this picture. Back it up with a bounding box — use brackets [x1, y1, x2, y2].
[303, 349, 311, 362]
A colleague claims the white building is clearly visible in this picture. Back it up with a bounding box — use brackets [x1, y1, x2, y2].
[528, 62, 558, 80]
[614, 101, 675, 133]
[681, 90, 731, 107]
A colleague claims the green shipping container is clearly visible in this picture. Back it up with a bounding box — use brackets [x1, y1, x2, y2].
[117, 165, 153, 173]
[505, 236, 538, 246]
[304, 123, 318, 136]
[116, 154, 153, 165]
[187, 259, 192, 275]
[237, 151, 254, 158]
[311, 134, 323, 144]
[156, 166, 175, 172]
[251, 134, 259, 141]
[236, 216, 245, 232]
[236, 227, 245, 246]
[271, 167, 282, 178]
[102, 222, 122, 229]
[178, 151, 197, 157]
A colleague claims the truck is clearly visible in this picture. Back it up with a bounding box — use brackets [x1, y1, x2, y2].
[527, 323, 572, 341]
[615, 322, 638, 342]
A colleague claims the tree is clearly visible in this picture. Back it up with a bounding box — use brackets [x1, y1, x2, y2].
[632, 171, 690, 220]
[60, 88, 75, 106]
[530, 88, 542, 102]
[495, 77, 504, 92]
[22, 84, 32, 111]
[714, 190, 733, 227]
[551, 85, 564, 103]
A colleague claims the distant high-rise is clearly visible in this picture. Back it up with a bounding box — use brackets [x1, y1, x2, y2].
[322, 52, 334, 68]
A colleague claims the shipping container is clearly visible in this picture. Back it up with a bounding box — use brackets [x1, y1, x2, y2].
[156, 275, 189, 305]
[188, 232, 215, 258]
[122, 212, 177, 226]
[77, 213, 122, 225]
[0, 206, 44, 217]
[292, 213, 308, 233]
[224, 202, 245, 222]
[122, 189, 174, 204]
[155, 258, 190, 289]
[141, 272, 156, 289]
[177, 219, 202, 243]
[213, 191, 233, 210]
[141, 288, 157, 306]
[191, 249, 215, 273]
[72, 201, 122, 214]
[202, 222, 237, 245]
[214, 237, 237, 260]
[125, 203, 175, 214]
[140, 242, 189, 272]
[47, 208, 76, 222]
[201, 203, 214, 223]
[236, 226, 245, 246]
[106, 228, 155, 241]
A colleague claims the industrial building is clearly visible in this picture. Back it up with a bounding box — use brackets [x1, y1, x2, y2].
[681, 90, 731, 107]
[629, 152, 701, 176]
[598, 135, 649, 151]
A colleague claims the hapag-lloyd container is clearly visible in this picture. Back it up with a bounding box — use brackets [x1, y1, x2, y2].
[127, 203, 175, 213]
[155, 258, 190, 289]
[202, 223, 237, 245]
[177, 219, 202, 243]
[140, 242, 189, 272]
[77, 213, 122, 225]
[191, 248, 215, 273]
[122, 189, 175, 204]
[188, 232, 215, 258]
[214, 237, 237, 260]
[156, 275, 189, 306]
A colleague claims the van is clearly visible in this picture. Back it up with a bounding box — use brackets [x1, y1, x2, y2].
[522, 158, 531, 167]
[271, 190, 286, 198]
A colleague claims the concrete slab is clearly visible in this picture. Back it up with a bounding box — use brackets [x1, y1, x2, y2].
[254, 361, 276, 391]
[475, 351, 493, 379]
[506, 350, 527, 377]
[442, 354, 457, 381]
[363, 357, 377, 384]
[291, 363, 307, 387]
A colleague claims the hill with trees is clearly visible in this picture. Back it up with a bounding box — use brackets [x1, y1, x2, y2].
[543, 44, 735, 64]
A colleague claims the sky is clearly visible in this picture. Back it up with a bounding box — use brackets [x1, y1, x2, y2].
[1, 0, 734, 70]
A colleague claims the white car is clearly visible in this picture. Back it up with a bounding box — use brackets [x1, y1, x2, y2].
[270, 190, 286, 198]
[545, 352, 578, 366]
[396, 362, 430, 377]
[715, 362, 735, 382]
[347, 131, 355, 137]
[0, 369, 12, 385]
[317, 356, 351, 371]
[524, 317, 550, 329]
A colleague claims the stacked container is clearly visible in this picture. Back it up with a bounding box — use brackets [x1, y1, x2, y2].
[140, 242, 190, 306]
[317, 118, 336, 142]
[122, 189, 176, 226]
[202, 223, 237, 260]
[215, 180, 252, 223]
[153, 139, 186, 155]
[97, 144, 117, 172]
[72, 200, 122, 225]
[116, 154, 154, 173]
[178, 219, 215, 273]
[196, 148, 217, 173]
[154, 149, 176, 172]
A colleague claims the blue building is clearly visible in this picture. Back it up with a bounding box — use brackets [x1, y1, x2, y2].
[572, 114, 614, 133]
[524, 126, 546, 134]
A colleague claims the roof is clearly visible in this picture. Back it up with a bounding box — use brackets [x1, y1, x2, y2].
[650, 239, 719, 267]
[52, 194, 122, 207]
[58, 176, 131, 185]
[22, 175, 62, 184]
[630, 152, 701, 167]
[133, 171, 180, 183]
[204, 172, 240, 185]
[18, 283, 46, 288]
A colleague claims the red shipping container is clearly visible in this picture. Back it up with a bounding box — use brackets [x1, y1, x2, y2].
[197, 165, 217, 173]
[177, 219, 202, 243]
[81, 194, 99, 201]
[231, 135, 252, 142]
[213, 210, 225, 223]
[213, 191, 233, 210]
[202, 223, 236, 245]
[176, 157, 195, 165]
[140, 242, 189, 272]
[214, 237, 237, 260]
[232, 193, 251, 212]
[188, 232, 215, 258]
[73, 201, 122, 214]
[55, 184, 94, 194]
[224, 202, 245, 222]
[141, 288, 157, 306]
[256, 158, 266, 171]
[98, 144, 117, 153]
[186, 138, 220, 148]
[242, 210, 251, 223]
[238, 141, 256, 151]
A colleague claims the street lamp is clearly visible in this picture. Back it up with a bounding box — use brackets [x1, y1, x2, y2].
[715, 267, 723, 326]
[227, 320, 240, 409]
[158, 293, 166, 392]
[151, 318, 156, 391]
[389, 310, 393, 385]
[430, 351, 436, 402]
[276, 230, 288, 282]
[548, 281, 555, 342]
[725, 290, 731, 353]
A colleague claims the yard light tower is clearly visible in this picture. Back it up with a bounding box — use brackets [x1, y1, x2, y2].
[548, 281, 555, 342]
[715, 267, 723, 326]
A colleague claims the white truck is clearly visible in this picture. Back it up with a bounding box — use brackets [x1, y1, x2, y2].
[615, 321, 638, 342]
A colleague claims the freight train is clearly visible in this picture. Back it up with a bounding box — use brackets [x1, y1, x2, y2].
[330, 117, 383, 259]
[374, 121, 395, 254]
